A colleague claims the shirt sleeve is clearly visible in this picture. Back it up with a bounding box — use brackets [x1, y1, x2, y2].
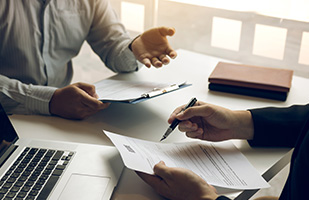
[248, 104, 309, 148]
[0, 74, 56, 115]
[86, 0, 142, 73]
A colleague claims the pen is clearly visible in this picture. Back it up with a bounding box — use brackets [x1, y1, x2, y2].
[160, 97, 197, 142]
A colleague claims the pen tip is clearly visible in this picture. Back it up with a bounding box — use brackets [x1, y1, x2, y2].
[160, 137, 165, 142]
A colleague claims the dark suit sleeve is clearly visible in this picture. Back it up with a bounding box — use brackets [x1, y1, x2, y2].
[248, 104, 309, 148]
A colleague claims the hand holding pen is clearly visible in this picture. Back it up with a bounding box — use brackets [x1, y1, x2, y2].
[160, 97, 197, 141]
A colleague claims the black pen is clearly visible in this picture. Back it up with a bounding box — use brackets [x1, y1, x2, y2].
[160, 97, 197, 142]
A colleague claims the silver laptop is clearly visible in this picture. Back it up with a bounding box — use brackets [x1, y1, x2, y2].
[0, 102, 124, 200]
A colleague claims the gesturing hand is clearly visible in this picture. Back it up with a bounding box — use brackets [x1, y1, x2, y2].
[49, 82, 110, 120]
[131, 26, 177, 68]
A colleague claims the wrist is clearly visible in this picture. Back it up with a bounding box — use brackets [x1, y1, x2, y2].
[233, 110, 254, 140]
[128, 35, 140, 52]
[49, 88, 61, 116]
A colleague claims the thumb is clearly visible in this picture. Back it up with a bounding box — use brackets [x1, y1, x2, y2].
[153, 161, 171, 180]
[177, 105, 214, 121]
[159, 27, 176, 37]
[74, 82, 98, 98]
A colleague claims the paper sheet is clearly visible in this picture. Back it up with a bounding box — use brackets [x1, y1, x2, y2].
[105, 131, 270, 190]
[94, 79, 188, 103]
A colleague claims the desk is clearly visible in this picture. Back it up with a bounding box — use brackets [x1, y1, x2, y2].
[9, 49, 309, 199]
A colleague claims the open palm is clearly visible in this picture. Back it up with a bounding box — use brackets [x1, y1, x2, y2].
[131, 27, 177, 68]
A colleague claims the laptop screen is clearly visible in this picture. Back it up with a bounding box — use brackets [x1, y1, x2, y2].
[0, 102, 18, 160]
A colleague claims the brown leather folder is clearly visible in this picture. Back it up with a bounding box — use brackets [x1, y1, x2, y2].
[208, 62, 294, 101]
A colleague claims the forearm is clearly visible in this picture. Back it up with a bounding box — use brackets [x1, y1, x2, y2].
[107, 39, 142, 72]
[87, 0, 142, 72]
[0, 75, 56, 115]
[90, 35, 142, 73]
[248, 104, 309, 148]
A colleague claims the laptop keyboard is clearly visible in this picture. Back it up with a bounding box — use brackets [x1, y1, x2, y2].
[0, 147, 74, 200]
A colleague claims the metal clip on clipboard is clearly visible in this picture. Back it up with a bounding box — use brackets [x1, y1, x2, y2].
[141, 84, 179, 98]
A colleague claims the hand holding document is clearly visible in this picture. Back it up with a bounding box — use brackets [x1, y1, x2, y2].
[105, 131, 269, 190]
[94, 79, 190, 104]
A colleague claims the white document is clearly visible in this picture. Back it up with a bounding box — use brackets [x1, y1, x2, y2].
[105, 131, 270, 190]
[94, 79, 188, 103]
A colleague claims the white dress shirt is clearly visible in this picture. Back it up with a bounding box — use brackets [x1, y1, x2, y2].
[0, 0, 140, 115]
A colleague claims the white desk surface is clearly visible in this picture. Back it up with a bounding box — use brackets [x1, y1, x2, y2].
[9, 49, 309, 199]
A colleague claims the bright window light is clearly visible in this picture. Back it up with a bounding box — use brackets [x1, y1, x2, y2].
[121, 2, 145, 33]
[253, 24, 287, 60]
[299, 32, 309, 65]
[211, 17, 242, 51]
[168, 0, 309, 22]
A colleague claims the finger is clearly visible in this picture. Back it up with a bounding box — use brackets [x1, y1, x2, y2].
[158, 26, 176, 37]
[93, 93, 99, 99]
[141, 58, 151, 68]
[88, 102, 110, 113]
[81, 94, 108, 110]
[74, 82, 97, 97]
[168, 106, 187, 124]
[151, 57, 163, 68]
[167, 49, 177, 59]
[209, 184, 217, 193]
[157, 27, 177, 59]
[71, 83, 107, 110]
[178, 121, 198, 132]
[185, 129, 204, 139]
[177, 104, 213, 120]
[159, 54, 170, 65]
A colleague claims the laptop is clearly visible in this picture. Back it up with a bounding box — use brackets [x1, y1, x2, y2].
[0, 102, 124, 200]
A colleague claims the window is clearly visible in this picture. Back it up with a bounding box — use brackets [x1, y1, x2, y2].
[168, 0, 309, 22]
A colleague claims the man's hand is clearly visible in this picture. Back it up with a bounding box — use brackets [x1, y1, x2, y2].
[49, 82, 110, 120]
[131, 26, 177, 68]
[168, 101, 254, 141]
[137, 161, 218, 200]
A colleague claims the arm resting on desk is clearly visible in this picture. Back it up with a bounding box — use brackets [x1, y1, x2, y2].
[248, 104, 309, 148]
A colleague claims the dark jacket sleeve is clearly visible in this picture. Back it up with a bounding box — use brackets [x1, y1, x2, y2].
[248, 104, 309, 148]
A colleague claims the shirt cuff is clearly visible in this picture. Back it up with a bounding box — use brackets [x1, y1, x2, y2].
[122, 39, 142, 72]
[25, 85, 57, 115]
[128, 35, 140, 51]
